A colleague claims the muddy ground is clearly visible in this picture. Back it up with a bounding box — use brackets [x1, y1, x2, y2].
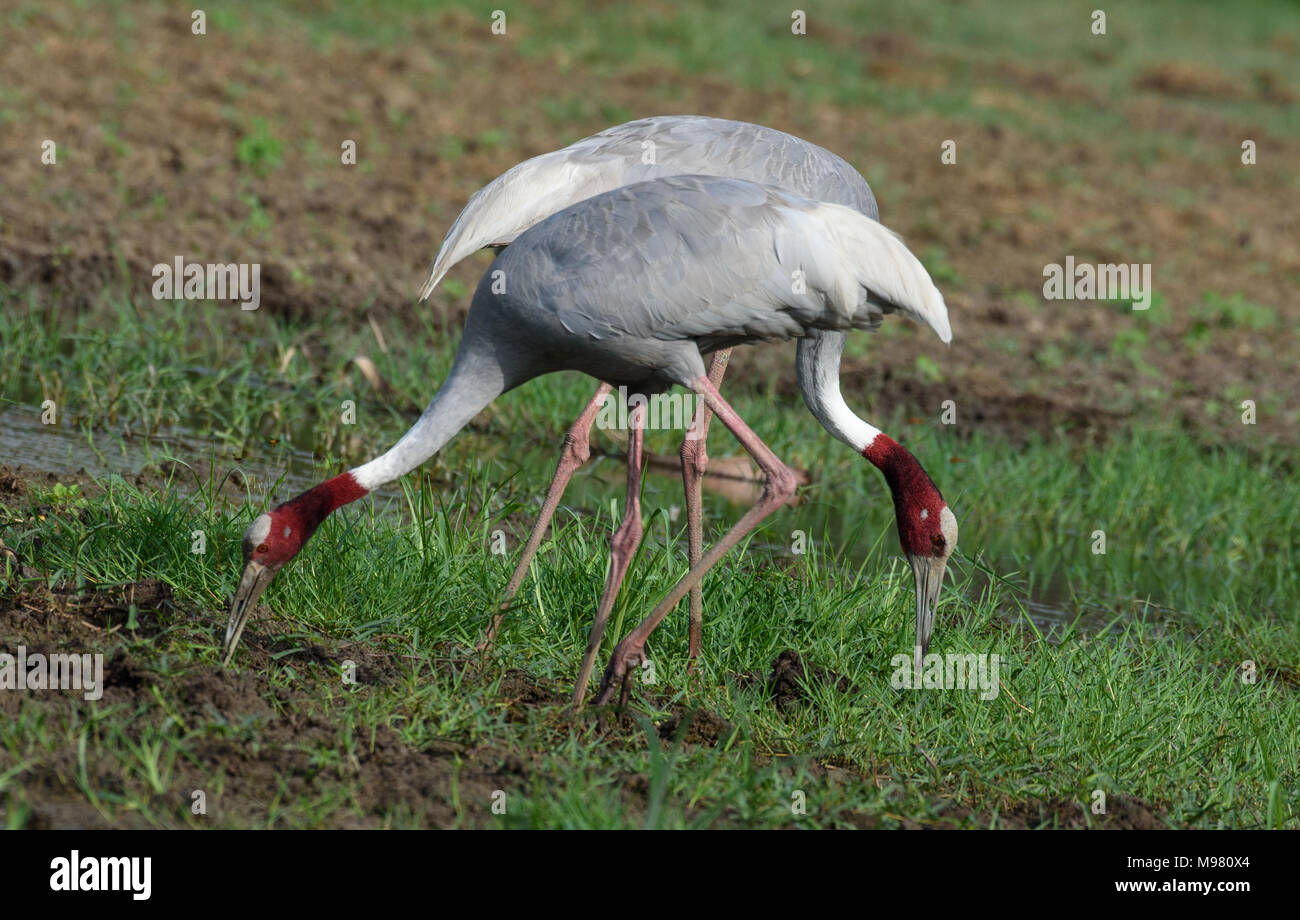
[0, 569, 1164, 829]
[1, 3, 1296, 448]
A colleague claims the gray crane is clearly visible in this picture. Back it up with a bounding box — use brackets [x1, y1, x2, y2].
[222, 175, 958, 708]
[416, 115, 880, 670]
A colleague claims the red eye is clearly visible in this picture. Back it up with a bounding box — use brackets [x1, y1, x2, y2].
[931, 534, 946, 550]
[257, 543, 269, 554]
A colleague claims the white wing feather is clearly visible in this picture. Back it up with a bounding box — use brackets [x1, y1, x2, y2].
[778, 200, 951, 343]
[417, 151, 623, 300]
[497, 176, 950, 348]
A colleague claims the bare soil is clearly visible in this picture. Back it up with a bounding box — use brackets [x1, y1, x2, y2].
[0, 566, 1162, 828]
[1, 4, 1295, 448]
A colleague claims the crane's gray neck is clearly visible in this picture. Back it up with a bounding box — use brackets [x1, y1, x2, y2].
[796, 330, 884, 452]
[349, 352, 507, 491]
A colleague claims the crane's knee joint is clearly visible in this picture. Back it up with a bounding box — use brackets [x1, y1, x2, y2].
[765, 465, 798, 504]
[562, 430, 591, 465]
[611, 516, 643, 557]
[680, 436, 709, 475]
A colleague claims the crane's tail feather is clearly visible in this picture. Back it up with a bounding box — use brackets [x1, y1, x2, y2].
[786, 201, 951, 344]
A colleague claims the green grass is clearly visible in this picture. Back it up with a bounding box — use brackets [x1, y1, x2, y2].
[0, 454, 1295, 828]
[0, 295, 1297, 828]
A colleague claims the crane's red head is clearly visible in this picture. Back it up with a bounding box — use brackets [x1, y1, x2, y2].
[221, 473, 367, 664]
[863, 435, 958, 668]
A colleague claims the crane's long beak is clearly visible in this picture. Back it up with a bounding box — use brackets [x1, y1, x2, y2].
[907, 554, 947, 674]
[222, 560, 274, 666]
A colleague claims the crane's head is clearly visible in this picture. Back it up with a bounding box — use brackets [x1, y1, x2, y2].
[221, 473, 367, 665]
[221, 508, 304, 665]
[863, 435, 958, 669]
[898, 494, 957, 674]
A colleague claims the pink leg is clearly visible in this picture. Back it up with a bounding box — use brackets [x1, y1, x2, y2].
[680, 349, 731, 672]
[572, 400, 646, 705]
[594, 376, 798, 707]
[479, 381, 611, 650]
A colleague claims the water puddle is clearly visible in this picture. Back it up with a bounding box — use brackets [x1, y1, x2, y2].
[0, 404, 327, 498]
[985, 583, 1119, 643]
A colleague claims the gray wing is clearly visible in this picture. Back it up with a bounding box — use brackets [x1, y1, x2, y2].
[418, 116, 878, 299]
[494, 176, 946, 351]
[623, 116, 878, 217]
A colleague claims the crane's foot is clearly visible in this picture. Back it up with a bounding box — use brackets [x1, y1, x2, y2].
[593, 637, 646, 707]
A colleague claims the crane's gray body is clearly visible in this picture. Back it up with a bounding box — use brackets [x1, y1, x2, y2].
[458, 175, 946, 396]
[419, 115, 879, 299]
[351, 172, 951, 524]
[357, 123, 952, 497]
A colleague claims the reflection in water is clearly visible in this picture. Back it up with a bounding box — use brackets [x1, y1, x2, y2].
[640, 450, 810, 506]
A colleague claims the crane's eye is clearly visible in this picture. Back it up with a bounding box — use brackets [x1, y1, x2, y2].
[257, 543, 269, 554]
[931, 534, 945, 550]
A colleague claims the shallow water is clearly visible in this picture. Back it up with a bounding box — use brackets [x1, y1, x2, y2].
[0, 404, 324, 497]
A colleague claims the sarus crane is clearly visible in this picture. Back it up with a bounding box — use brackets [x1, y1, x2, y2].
[221, 174, 958, 708]
[413, 115, 881, 682]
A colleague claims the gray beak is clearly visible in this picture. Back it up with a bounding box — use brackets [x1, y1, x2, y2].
[222, 560, 274, 665]
[907, 553, 947, 674]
